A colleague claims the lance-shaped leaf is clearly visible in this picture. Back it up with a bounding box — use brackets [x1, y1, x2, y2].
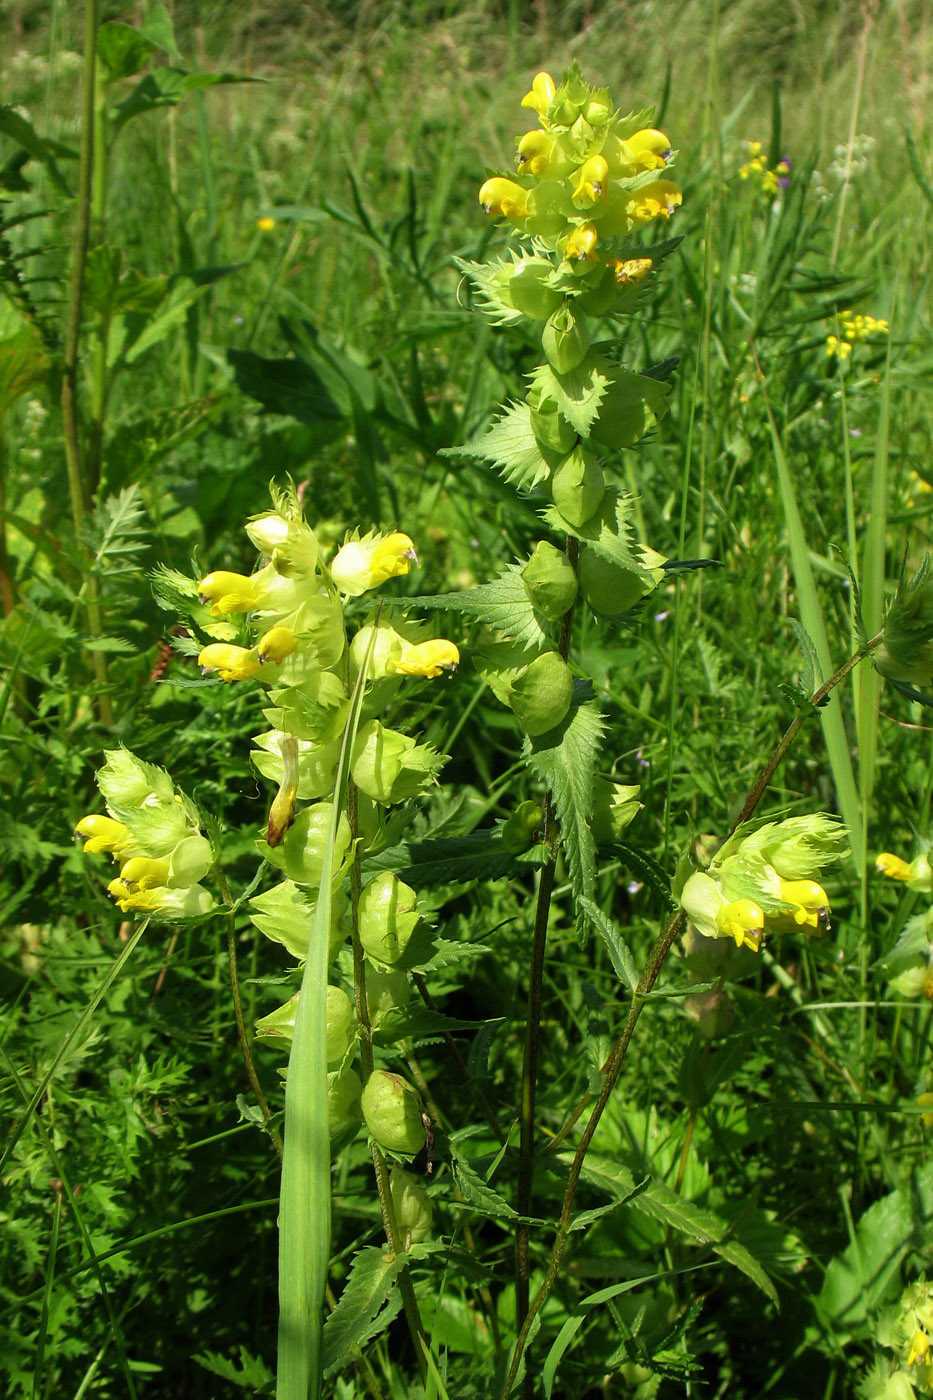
[409, 564, 551, 650]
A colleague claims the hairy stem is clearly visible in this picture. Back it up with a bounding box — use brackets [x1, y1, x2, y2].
[347, 782, 428, 1382]
[61, 0, 112, 725]
[217, 870, 282, 1160]
[514, 535, 579, 1361]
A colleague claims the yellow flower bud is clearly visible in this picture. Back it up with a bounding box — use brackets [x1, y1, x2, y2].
[572, 155, 609, 205]
[478, 177, 530, 222]
[907, 1329, 931, 1366]
[520, 71, 556, 120]
[197, 643, 261, 682]
[563, 222, 599, 262]
[197, 571, 260, 616]
[256, 626, 296, 664]
[393, 640, 460, 679]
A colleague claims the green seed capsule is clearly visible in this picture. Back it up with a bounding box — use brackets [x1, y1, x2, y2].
[328, 1066, 363, 1138]
[390, 1167, 433, 1244]
[366, 966, 412, 1024]
[510, 651, 574, 736]
[522, 540, 578, 620]
[358, 872, 420, 968]
[550, 446, 605, 528]
[542, 302, 591, 374]
[361, 1070, 425, 1155]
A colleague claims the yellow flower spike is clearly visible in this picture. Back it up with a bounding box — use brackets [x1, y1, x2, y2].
[119, 856, 171, 890]
[393, 640, 460, 680]
[516, 130, 554, 175]
[197, 643, 261, 683]
[563, 222, 599, 262]
[907, 1329, 931, 1366]
[717, 898, 765, 951]
[369, 532, 418, 584]
[521, 71, 556, 120]
[256, 626, 296, 664]
[572, 155, 610, 205]
[197, 570, 260, 616]
[75, 814, 133, 856]
[609, 256, 653, 286]
[478, 177, 530, 222]
[877, 852, 914, 882]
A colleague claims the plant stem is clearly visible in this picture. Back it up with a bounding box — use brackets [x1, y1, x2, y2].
[217, 869, 282, 1160]
[347, 782, 428, 1383]
[514, 536, 578, 1365]
[500, 635, 877, 1395]
[61, 0, 112, 726]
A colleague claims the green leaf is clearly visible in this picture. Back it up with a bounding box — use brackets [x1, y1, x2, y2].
[321, 1247, 408, 1376]
[448, 400, 556, 491]
[409, 565, 550, 649]
[227, 349, 344, 425]
[138, 4, 181, 57]
[816, 1162, 933, 1339]
[114, 67, 257, 128]
[366, 829, 534, 886]
[192, 1346, 273, 1391]
[451, 1155, 520, 1223]
[527, 353, 611, 438]
[453, 255, 525, 326]
[587, 362, 671, 449]
[561, 1152, 778, 1304]
[525, 695, 605, 924]
[123, 279, 207, 364]
[97, 22, 158, 81]
[373, 1005, 504, 1046]
[579, 897, 638, 991]
[0, 106, 74, 194]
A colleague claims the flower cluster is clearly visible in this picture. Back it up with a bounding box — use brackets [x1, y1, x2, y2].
[826, 309, 889, 361]
[76, 749, 215, 918]
[874, 556, 933, 694]
[866, 1279, 933, 1398]
[678, 815, 847, 952]
[738, 141, 790, 195]
[478, 65, 681, 271]
[877, 847, 933, 1001]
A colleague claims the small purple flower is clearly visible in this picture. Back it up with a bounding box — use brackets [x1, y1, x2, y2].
[778, 156, 791, 189]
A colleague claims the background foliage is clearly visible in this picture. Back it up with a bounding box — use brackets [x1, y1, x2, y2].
[1, 1, 931, 1396]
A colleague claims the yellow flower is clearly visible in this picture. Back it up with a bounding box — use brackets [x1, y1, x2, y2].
[918, 1092, 933, 1129]
[717, 898, 766, 951]
[75, 814, 139, 860]
[256, 216, 276, 232]
[907, 1328, 931, 1366]
[877, 850, 933, 891]
[627, 128, 672, 170]
[521, 71, 556, 120]
[777, 878, 831, 932]
[826, 335, 852, 361]
[626, 179, 682, 224]
[118, 856, 171, 890]
[330, 530, 418, 597]
[562, 222, 599, 262]
[571, 155, 609, 205]
[393, 640, 460, 679]
[197, 643, 261, 682]
[198, 570, 261, 615]
[608, 256, 653, 286]
[478, 177, 530, 222]
[516, 130, 554, 176]
[256, 626, 296, 664]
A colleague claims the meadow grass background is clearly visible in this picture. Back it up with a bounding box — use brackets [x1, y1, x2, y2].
[1, 1, 932, 1396]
